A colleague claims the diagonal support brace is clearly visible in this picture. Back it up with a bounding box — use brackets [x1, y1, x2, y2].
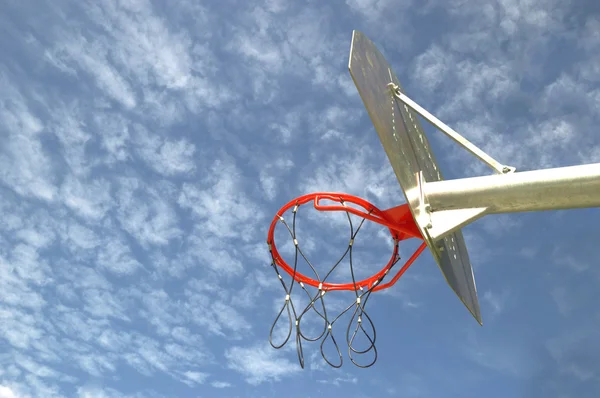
[388, 83, 515, 175]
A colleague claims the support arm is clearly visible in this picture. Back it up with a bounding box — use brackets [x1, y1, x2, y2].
[424, 163, 600, 214]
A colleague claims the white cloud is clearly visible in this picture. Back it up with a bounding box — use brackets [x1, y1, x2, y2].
[9, 244, 51, 286]
[14, 356, 60, 380]
[131, 287, 184, 337]
[76, 0, 228, 116]
[228, 3, 348, 97]
[465, 337, 539, 379]
[96, 329, 133, 353]
[299, 147, 401, 210]
[0, 309, 45, 351]
[182, 232, 244, 276]
[234, 31, 284, 74]
[60, 35, 137, 109]
[178, 156, 264, 241]
[482, 289, 510, 317]
[549, 285, 594, 317]
[0, 385, 18, 398]
[82, 288, 130, 321]
[225, 342, 300, 385]
[317, 373, 358, 386]
[115, 177, 182, 248]
[93, 112, 132, 164]
[553, 252, 589, 273]
[408, 19, 600, 175]
[182, 371, 208, 385]
[184, 283, 252, 338]
[544, 323, 600, 383]
[61, 176, 113, 221]
[0, 258, 47, 311]
[211, 381, 232, 388]
[48, 102, 95, 177]
[434, 61, 517, 121]
[345, 0, 397, 21]
[0, 110, 57, 201]
[259, 157, 294, 201]
[67, 222, 101, 250]
[0, 72, 44, 136]
[411, 45, 451, 93]
[15, 225, 55, 249]
[96, 238, 141, 276]
[76, 386, 128, 398]
[133, 125, 196, 176]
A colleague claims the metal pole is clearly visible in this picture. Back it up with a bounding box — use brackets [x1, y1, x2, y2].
[391, 87, 515, 175]
[423, 163, 600, 214]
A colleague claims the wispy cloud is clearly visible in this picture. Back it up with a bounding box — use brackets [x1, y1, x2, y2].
[115, 177, 182, 248]
[259, 157, 294, 201]
[0, 385, 18, 398]
[482, 289, 510, 318]
[181, 371, 208, 386]
[210, 381, 232, 389]
[0, 76, 56, 201]
[178, 156, 264, 240]
[317, 374, 358, 386]
[1, 0, 599, 396]
[535, 320, 600, 395]
[132, 126, 197, 177]
[225, 342, 300, 385]
[408, 0, 600, 175]
[465, 336, 539, 379]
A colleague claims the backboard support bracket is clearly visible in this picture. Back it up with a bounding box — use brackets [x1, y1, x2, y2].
[414, 169, 489, 242]
[384, 82, 600, 241]
[388, 83, 516, 175]
[416, 162, 600, 242]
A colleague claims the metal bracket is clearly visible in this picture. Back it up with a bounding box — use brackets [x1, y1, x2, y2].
[415, 172, 488, 242]
[415, 171, 432, 229]
[387, 83, 515, 175]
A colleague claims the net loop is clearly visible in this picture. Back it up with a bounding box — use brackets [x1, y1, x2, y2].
[269, 298, 293, 349]
[296, 291, 328, 342]
[320, 326, 343, 368]
[267, 192, 426, 368]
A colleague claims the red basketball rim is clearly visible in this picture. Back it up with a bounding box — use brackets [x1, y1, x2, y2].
[267, 192, 426, 292]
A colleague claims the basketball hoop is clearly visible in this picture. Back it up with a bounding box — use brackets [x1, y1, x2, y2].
[267, 192, 427, 368]
[264, 29, 600, 369]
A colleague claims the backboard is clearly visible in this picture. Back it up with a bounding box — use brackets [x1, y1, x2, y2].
[348, 30, 482, 324]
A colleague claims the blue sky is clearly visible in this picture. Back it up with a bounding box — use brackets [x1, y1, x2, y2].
[1, 0, 600, 397]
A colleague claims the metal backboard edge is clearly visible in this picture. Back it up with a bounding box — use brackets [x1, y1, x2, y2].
[348, 30, 482, 324]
